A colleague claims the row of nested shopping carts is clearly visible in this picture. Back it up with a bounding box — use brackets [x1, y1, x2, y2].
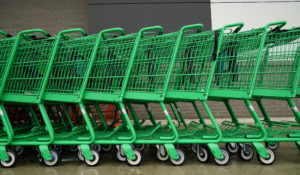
[0, 21, 300, 168]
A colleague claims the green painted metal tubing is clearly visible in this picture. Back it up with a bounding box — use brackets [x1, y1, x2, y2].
[0, 29, 51, 98]
[169, 103, 182, 127]
[201, 101, 222, 142]
[244, 99, 267, 141]
[0, 105, 14, 146]
[121, 26, 164, 100]
[118, 103, 136, 142]
[224, 100, 240, 125]
[287, 98, 300, 123]
[162, 24, 204, 98]
[29, 105, 41, 127]
[249, 21, 287, 96]
[0, 30, 12, 38]
[94, 104, 108, 131]
[79, 28, 125, 102]
[173, 103, 188, 129]
[192, 101, 206, 126]
[144, 103, 158, 126]
[256, 99, 271, 124]
[127, 103, 142, 129]
[39, 28, 87, 103]
[159, 102, 178, 142]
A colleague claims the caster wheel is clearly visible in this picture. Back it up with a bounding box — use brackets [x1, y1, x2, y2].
[225, 143, 239, 154]
[196, 146, 211, 163]
[0, 151, 17, 168]
[43, 150, 60, 166]
[156, 150, 169, 162]
[191, 144, 197, 154]
[84, 150, 100, 167]
[265, 142, 280, 150]
[238, 144, 254, 161]
[134, 144, 146, 152]
[102, 145, 112, 152]
[14, 146, 24, 156]
[182, 144, 190, 148]
[78, 151, 84, 162]
[69, 145, 78, 152]
[213, 149, 231, 166]
[54, 145, 63, 154]
[116, 151, 127, 162]
[91, 144, 101, 152]
[127, 149, 142, 166]
[38, 155, 43, 164]
[257, 148, 276, 165]
[170, 148, 185, 166]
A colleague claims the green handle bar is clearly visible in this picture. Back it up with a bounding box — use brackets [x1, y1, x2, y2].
[139, 26, 163, 37]
[0, 29, 51, 98]
[78, 27, 126, 101]
[59, 28, 87, 40]
[265, 21, 287, 31]
[180, 23, 204, 34]
[100, 27, 125, 39]
[0, 30, 12, 39]
[222, 22, 244, 34]
[18, 29, 51, 38]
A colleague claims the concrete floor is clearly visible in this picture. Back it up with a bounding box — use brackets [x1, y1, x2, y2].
[0, 142, 299, 175]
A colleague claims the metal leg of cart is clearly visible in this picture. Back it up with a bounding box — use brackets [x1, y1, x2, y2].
[244, 99, 269, 159]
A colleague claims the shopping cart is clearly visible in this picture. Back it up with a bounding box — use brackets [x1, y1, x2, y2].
[122, 26, 186, 165]
[0, 29, 56, 168]
[0, 31, 17, 167]
[249, 23, 300, 163]
[207, 22, 291, 165]
[41, 28, 100, 166]
[164, 23, 247, 165]
[83, 28, 138, 165]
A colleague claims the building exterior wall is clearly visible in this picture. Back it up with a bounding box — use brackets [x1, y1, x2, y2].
[0, 0, 299, 120]
[0, 0, 88, 35]
[88, 0, 212, 33]
[211, 0, 300, 30]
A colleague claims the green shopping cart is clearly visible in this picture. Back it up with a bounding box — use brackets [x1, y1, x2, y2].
[164, 23, 248, 165]
[249, 23, 300, 162]
[83, 28, 138, 166]
[0, 31, 17, 168]
[41, 29, 100, 166]
[123, 26, 185, 165]
[0, 29, 56, 168]
[207, 22, 291, 165]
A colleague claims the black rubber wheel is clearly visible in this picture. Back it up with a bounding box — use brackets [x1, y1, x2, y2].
[101, 144, 112, 152]
[91, 144, 101, 152]
[196, 145, 211, 163]
[238, 144, 254, 161]
[265, 142, 280, 150]
[14, 146, 24, 156]
[54, 145, 63, 154]
[134, 144, 146, 152]
[156, 148, 169, 162]
[225, 143, 239, 154]
[78, 150, 84, 162]
[116, 150, 127, 162]
[191, 144, 197, 154]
